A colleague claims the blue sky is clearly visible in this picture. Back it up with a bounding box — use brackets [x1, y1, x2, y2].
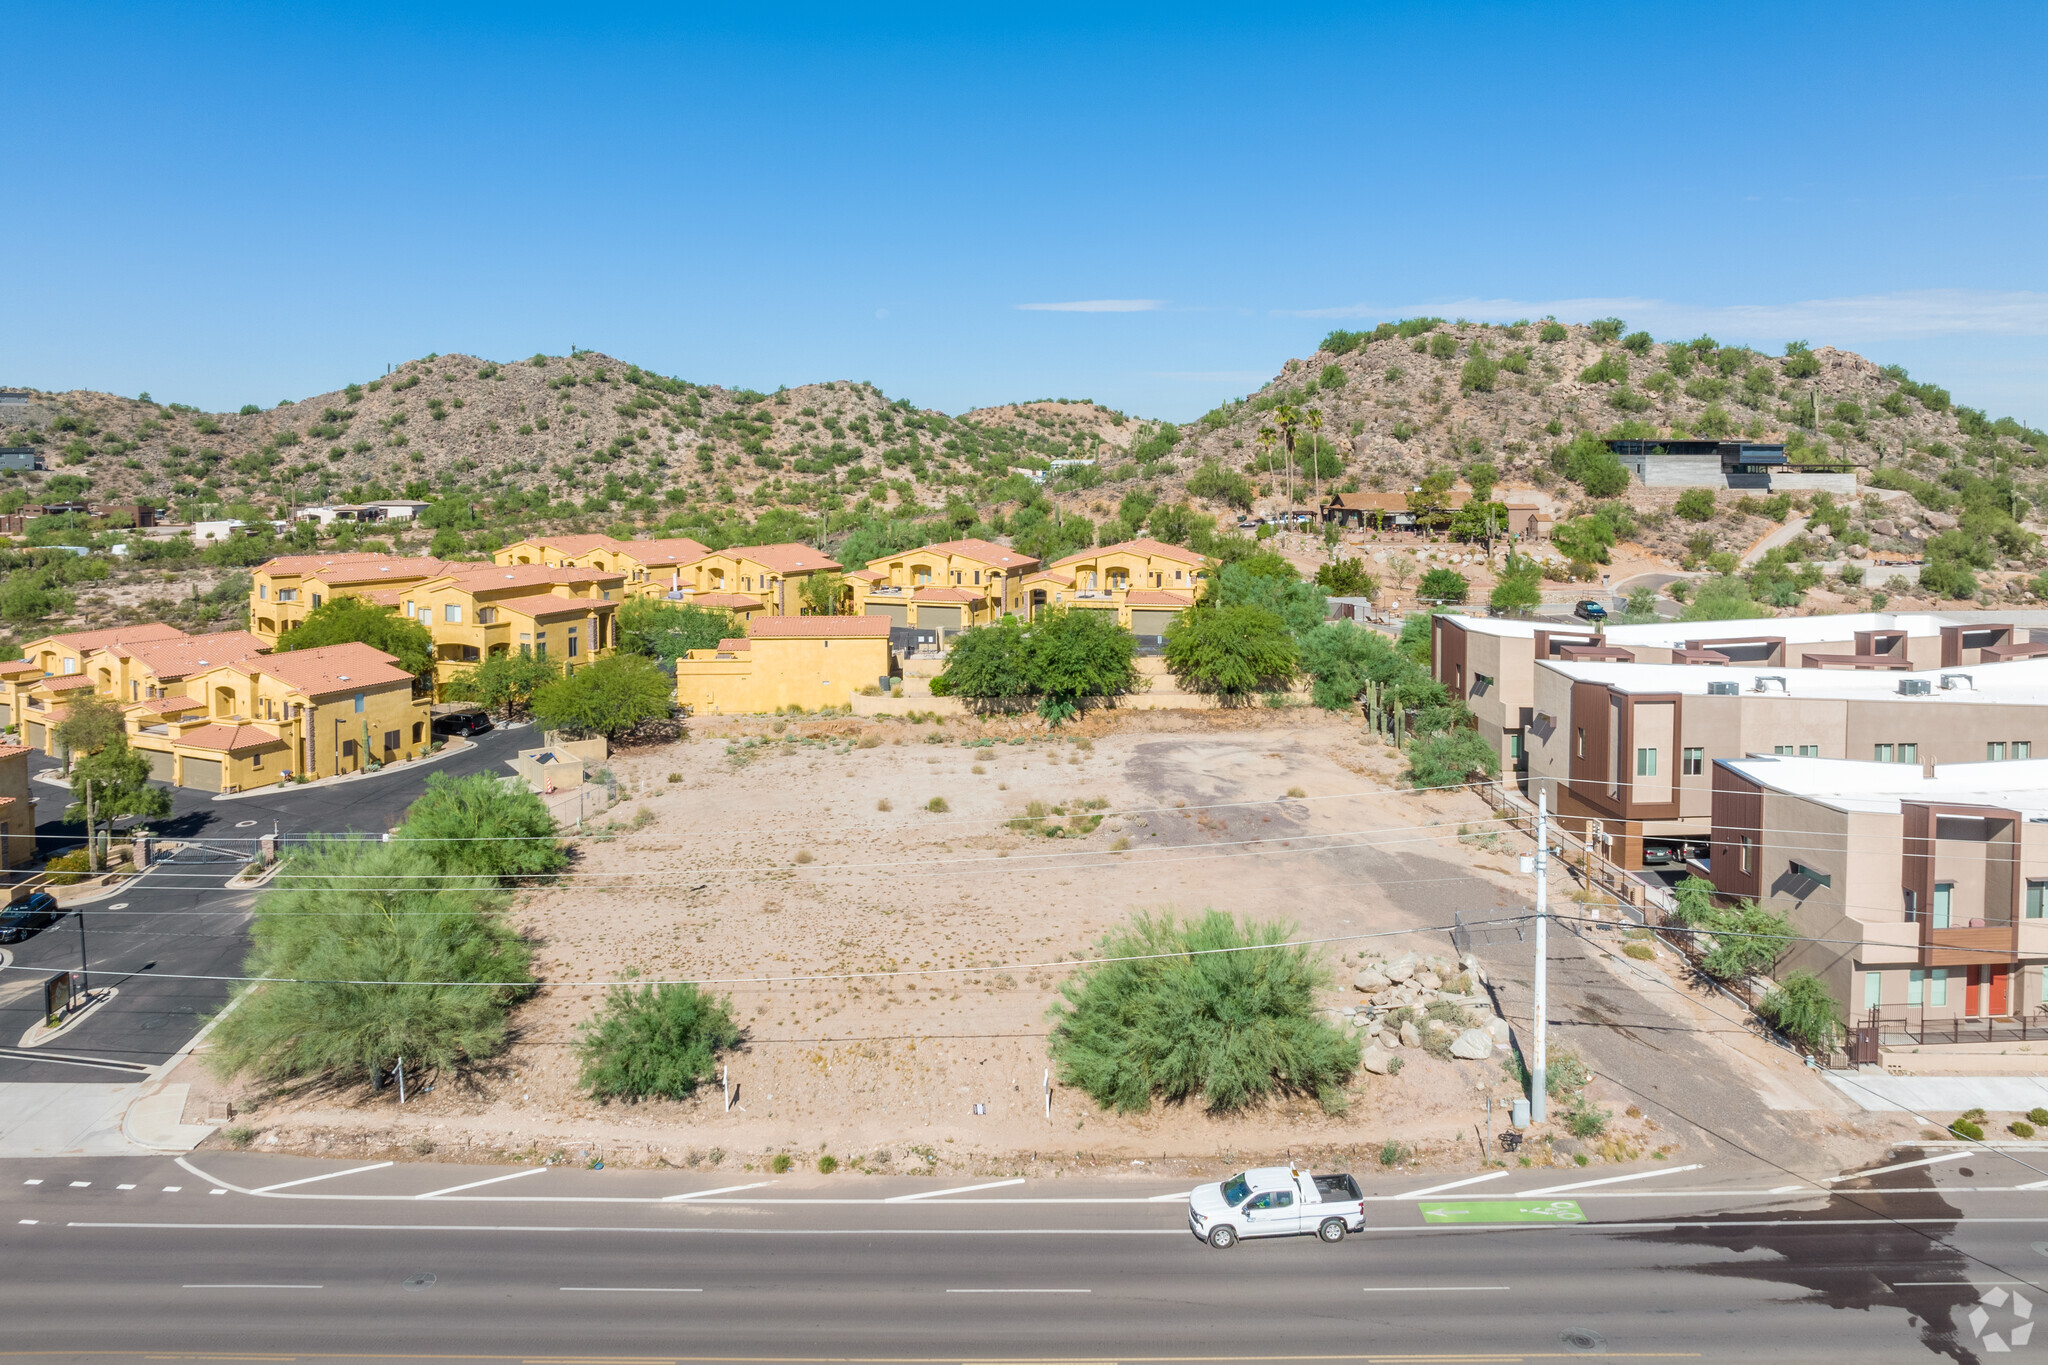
[7, 3, 2046, 424]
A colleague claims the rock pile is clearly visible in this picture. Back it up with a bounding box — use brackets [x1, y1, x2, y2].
[1343, 949, 1515, 1073]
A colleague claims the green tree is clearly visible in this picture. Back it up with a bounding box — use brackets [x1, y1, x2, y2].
[614, 599, 736, 664]
[1670, 876, 1792, 981]
[928, 616, 1033, 710]
[1406, 728, 1499, 787]
[0, 570, 74, 626]
[530, 652, 676, 740]
[797, 570, 847, 616]
[65, 732, 172, 871]
[280, 595, 436, 678]
[1164, 605, 1298, 706]
[1782, 340, 1820, 379]
[1025, 606, 1141, 724]
[1463, 460, 1499, 503]
[579, 982, 742, 1103]
[1675, 487, 1717, 521]
[396, 772, 565, 880]
[209, 840, 535, 1085]
[1551, 515, 1616, 565]
[1048, 910, 1360, 1115]
[1578, 352, 1629, 384]
[1187, 461, 1255, 511]
[1559, 434, 1630, 497]
[429, 525, 467, 559]
[1297, 620, 1378, 711]
[1418, 567, 1468, 603]
[53, 692, 125, 762]
[1313, 558, 1379, 598]
[441, 650, 564, 721]
[1758, 971, 1847, 1054]
[1204, 561, 1328, 635]
[1679, 576, 1774, 622]
[1489, 552, 1543, 614]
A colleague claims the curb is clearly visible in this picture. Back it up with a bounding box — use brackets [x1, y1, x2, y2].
[15, 986, 120, 1049]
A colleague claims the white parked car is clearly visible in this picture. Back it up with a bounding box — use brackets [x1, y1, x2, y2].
[1187, 1166, 1366, 1248]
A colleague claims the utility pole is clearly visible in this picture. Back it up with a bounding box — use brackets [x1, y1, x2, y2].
[1532, 788, 1550, 1124]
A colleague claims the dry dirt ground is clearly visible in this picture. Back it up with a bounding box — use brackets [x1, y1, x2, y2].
[199, 709, 1879, 1178]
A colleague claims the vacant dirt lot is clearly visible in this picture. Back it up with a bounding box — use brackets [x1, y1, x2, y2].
[212, 708, 1675, 1175]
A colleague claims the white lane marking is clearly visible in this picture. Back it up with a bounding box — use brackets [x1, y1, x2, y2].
[18, 1219, 35, 1225]
[161, 1186, 181, 1193]
[69, 1181, 90, 1188]
[116, 1184, 135, 1191]
[22, 1179, 40, 1186]
[561, 1286, 702, 1292]
[1769, 1185, 1810, 1194]
[417, 1167, 548, 1198]
[1825, 1152, 1970, 1184]
[886, 1178, 1026, 1203]
[1519, 1163, 1704, 1196]
[75, 1221, 1189, 1236]
[252, 1161, 394, 1194]
[183, 1283, 322, 1289]
[946, 1288, 1090, 1294]
[210, 1189, 225, 1195]
[1894, 1280, 2031, 1287]
[1361, 1285, 1510, 1292]
[662, 1182, 774, 1202]
[1144, 1190, 1194, 1203]
[2018, 1179, 2048, 1191]
[1401, 1171, 1510, 1198]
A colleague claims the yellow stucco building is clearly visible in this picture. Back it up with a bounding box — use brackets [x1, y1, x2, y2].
[1020, 538, 1206, 634]
[847, 538, 1039, 642]
[249, 554, 453, 642]
[671, 543, 842, 617]
[20, 623, 187, 681]
[391, 563, 625, 688]
[84, 630, 271, 705]
[495, 534, 713, 599]
[674, 616, 894, 715]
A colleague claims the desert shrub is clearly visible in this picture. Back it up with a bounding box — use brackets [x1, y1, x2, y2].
[817, 1154, 839, 1174]
[1588, 317, 1625, 343]
[1623, 942, 1654, 961]
[1428, 333, 1458, 359]
[1559, 433, 1631, 497]
[1675, 488, 1716, 522]
[2031, 1107, 2048, 1127]
[925, 796, 949, 813]
[1539, 321, 1568, 343]
[1049, 910, 1360, 1114]
[578, 982, 740, 1103]
[1963, 1107, 1988, 1122]
[42, 847, 93, 886]
[1406, 728, 1498, 788]
[1579, 352, 1629, 384]
[1620, 330, 1653, 354]
[1460, 354, 1499, 393]
[771, 1153, 793, 1173]
[1506, 1045, 1590, 1099]
[396, 772, 565, 880]
[1418, 567, 1468, 604]
[1757, 971, 1846, 1054]
[222, 1124, 258, 1148]
[1566, 1099, 1611, 1139]
[208, 841, 535, 1085]
[876, 798, 892, 812]
[1377, 1140, 1411, 1166]
[1950, 1119, 1985, 1142]
[1671, 876, 1792, 980]
[1163, 604, 1298, 706]
[2011, 1121, 2037, 1139]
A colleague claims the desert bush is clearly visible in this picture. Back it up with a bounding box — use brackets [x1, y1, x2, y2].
[1418, 567, 1468, 603]
[925, 796, 949, 812]
[2012, 1121, 2037, 1139]
[1675, 487, 1717, 522]
[1588, 317, 1625, 343]
[222, 1124, 258, 1148]
[771, 1153, 794, 1173]
[1579, 352, 1629, 385]
[396, 772, 565, 880]
[1757, 970, 1846, 1054]
[1623, 942, 1654, 961]
[2031, 1107, 2048, 1127]
[1539, 321, 1568, 343]
[1164, 604, 1298, 706]
[1049, 910, 1360, 1114]
[817, 1154, 839, 1174]
[1406, 727, 1499, 788]
[1951, 1118, 1985, 1141]
[1566, 1099, 1611, 1139]
[577, 982, 740, 1103]
[1377, 1140, 1411, 1167]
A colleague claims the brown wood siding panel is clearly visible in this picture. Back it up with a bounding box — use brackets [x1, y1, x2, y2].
[1709, 764, 1764, 900]
[1568, 680, 1619, 819]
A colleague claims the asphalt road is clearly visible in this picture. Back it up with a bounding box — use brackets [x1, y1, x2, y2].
[0, 724, 536, 1083]
[6, 1152, 2048, 1362]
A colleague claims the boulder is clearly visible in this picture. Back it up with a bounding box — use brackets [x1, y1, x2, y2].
[1379, 1029, 1400, 1050]
[1872, 518, 1898, 538]
[1485, 1016, 1512, 1045]
[1361, 1045, 1397, 1075]
[1365, 1019, 1383, 1036]
[1385, 955, 1418, 984]
[1450, 1028, 1494, 1061]
[1354, 968, 1390, 992]
[1416, 970, 1442, 991]
[1552, 1138, 1580, 1157]
[1925, 509, 1959, 531]
[1399, 1020, 1423, 1049]
[1847, 543, 1868, 559]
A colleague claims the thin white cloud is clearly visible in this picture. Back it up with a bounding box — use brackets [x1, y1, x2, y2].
[1276, 290, 2048, 341]
[1149, 370, 1270, 382]
[1016, 299, 1164, 313]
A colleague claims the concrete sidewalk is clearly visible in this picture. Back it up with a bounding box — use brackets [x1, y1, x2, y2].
[0, 1081, 151, 1156]
[1824, 1070, 2048, 1114]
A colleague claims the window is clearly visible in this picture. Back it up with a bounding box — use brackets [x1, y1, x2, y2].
[353, 692, 365, 714]
[1932, 881, 1953, 930]
[1899, 743, 1918, 763]
[1473, 672, 1493, 694]
[1865, 972, 1882, 1010]
[1774, 745, 1794, 756]
[341, 739, 357, 759]
[1790, 861, 1832, 888]
[2018, 742, 2034, 759]
[278, 589, 297, 602]
[568, 628, 580, 658]
[412, 722, 424, 743]
[1875, 744, 1894, 762]
[383, 730, 400, 751]
[1683, 747, 1705, 776]
[1636, 747, 1657, 777]
[536, 640, 547, 657]
[2029, 881, 2047, 920]
[259, 584, 268, 600]
[62, 658, 76, 675]
[1931, 967, 1949, 1006]
[251, 751, 263, 768]
[1802, 745, 1819, 758]
[1576, 728, 1586, 759]
[444, 604, 462, 623]
[311, 593, 322, 607]
[1989, 742, 2008, 761]
[478, 608, 497, 625]
[1904, 888, 1919, 923]
[1739, 835, 1752, 874]
[1908, 968, 1925, 1006]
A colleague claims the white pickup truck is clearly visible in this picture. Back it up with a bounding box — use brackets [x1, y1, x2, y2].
[1187, 1166, 1366, 1248]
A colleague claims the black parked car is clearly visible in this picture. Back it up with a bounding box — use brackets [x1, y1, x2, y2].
[431, 711, 494, 737]
[1573, 599, 1608, 622]
[0, 891, 61, 944]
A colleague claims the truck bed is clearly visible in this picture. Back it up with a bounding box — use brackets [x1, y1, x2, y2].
[1313, 1173, 1362, 1201]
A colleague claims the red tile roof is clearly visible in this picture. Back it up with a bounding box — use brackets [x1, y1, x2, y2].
[443, 563, 623, 589]
[257, 552, 418, 576]
[746, 615, 894, 639]
[909, 587, 981, 603]
[306, 556, 458, 585]
[25, 623, 186, 655]
[618, 537, 712, 565]
[173, 723, 289, 754]
[716, 638, 751, 652]
[0, 743, 31, 760]
[235, 642, 416, 697]
[523, 534, 621, 557]
[36, 674, 100, 693]
[107, 630, 270, 681]
[721, 543, 842, 574]
[689, 592, 764, 610]
[846, 568, 886, 583]
[128, 695, 204, 714]
[1125, 589, 1196, 607]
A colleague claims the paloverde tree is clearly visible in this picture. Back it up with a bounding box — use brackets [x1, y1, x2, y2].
[929, 608, 1140, 723]
[441, 650, 563, 721]
[614, 599, 736, 664]
[279, 595, 436, 679]
[62, 702, 172, 871]
[530, 651, 676, 741]
[1163, 604, 1297, 706]
[396, 772, 566, 880]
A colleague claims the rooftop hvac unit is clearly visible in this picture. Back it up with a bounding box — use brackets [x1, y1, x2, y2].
[1706, 681, 1739, 696]
[1898, 678, 1932, 696]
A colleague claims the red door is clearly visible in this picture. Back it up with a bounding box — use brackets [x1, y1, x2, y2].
[1964, 966, 1985, 1017]
[1991, 966, 2011, 1017]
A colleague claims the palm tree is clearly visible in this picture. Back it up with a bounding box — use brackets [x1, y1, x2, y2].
[1305, 407, 1327, 510]
[1254, 425, 1277, 515]
[1273, 403, 1300, 521]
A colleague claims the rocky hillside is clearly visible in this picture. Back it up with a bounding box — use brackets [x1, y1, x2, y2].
[0, 353, 1165, 528]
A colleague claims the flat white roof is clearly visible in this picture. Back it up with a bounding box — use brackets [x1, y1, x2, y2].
[1537, 654, 2048, 705]
[1722, 754, 2048, 816]
[1443, 610, 1968, 648]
